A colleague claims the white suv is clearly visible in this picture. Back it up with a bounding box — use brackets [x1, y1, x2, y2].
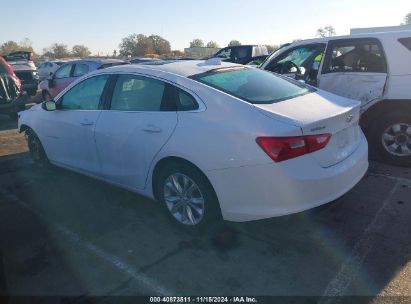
[260, 27, 411, 166]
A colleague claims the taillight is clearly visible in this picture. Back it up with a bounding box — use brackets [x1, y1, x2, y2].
[256, 134, 331, 162]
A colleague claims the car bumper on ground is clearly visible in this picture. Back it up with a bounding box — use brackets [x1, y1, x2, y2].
[208, 132, 369, 222]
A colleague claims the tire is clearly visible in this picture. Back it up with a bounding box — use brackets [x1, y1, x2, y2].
[42, 90, 52, 102]
[26, 129, 50, 169]
[369, 112, 411, 167]
[156, 162, 221, 229]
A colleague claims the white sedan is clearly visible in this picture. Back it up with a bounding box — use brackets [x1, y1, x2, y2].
[18, 60, 368, 227]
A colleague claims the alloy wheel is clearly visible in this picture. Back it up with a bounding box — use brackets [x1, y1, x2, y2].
[163, 173, 205, 226]
[382, 123, 411, 157]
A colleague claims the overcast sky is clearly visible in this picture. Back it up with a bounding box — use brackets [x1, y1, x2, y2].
[0, 0, 410, 55]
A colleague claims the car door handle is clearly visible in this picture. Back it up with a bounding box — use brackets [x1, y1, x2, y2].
[80, 121, 94, 126]
[142, 125, 162, 133]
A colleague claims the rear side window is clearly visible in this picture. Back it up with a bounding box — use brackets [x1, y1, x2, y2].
[192, 67, 312, 104]
[174, 88, 198, 111]
[398, 37, 411, 51]
[110, 74, 166, 111]
[55, 64, 72, 79]
[73, 64, 89, 77]
[324, 39, 387, 73]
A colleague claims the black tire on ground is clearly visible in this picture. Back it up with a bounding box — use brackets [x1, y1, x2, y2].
[26, 129, 50, 169]
[369, 111, 411, 167]
[156, 162, 222, 229]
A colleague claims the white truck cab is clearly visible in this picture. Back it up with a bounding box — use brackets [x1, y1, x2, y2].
[261, 26, 411, 166]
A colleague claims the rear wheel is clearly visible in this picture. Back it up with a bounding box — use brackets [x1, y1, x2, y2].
[370, 112, 411, 166]
[157, 163, 221, 229]
[26, 129, 50, 169]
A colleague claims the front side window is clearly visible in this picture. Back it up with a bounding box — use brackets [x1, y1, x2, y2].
[265, 45, 324, 74]
[110, 74, 166, 111]
[192, 67, 312, 104]
[60, 74, 109, 110]
[54, 64, 72, 79]
[73, 64, 90, 77]
[325, 39, 386, 73]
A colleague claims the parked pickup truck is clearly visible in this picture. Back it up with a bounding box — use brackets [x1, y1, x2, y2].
[4, 51, 39, 96]
[212, 45, 269, 65]
[260, 27, 411, 166]
[0, 56, 28, 119]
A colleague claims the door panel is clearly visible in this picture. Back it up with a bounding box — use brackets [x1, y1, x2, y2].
[319, 72, 387, 104]
[40, 110, 101, 174]
[94, 74, 178, 190]
[39, 74, 109, 174]
[319, 38, 388, 106]
[94, 111, 177, 189]
[50, 77, 76, 97]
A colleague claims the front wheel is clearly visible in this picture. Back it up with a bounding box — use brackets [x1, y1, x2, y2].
[26, 129, 50, 169]
[370, 112, 411, 167]
[157, 163, 221, 228]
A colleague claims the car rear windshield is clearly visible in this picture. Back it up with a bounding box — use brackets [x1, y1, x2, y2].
[191, 67, 312, 104]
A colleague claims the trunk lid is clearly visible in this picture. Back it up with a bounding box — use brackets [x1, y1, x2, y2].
[254, 90, 362, 167]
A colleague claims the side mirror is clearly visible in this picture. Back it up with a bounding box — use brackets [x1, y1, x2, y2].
[42, 100, 57, 111]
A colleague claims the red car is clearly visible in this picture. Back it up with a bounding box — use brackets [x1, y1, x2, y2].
[0, 56, 28, 118]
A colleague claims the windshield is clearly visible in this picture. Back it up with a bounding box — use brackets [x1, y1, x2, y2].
[191, 67, 312, 104]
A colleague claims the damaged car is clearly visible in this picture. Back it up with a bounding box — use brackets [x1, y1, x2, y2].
[260, 28, 411, 166]
[4, 51, 39, 96]
[0, 56, 28, 119]
[18, 60, 368, 227]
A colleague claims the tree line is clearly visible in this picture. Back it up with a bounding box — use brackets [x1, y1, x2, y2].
[1, 11, 410, 59]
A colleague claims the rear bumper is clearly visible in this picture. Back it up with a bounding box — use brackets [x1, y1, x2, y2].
[207, 132, 369, 222]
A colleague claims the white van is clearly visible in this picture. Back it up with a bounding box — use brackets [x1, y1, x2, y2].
[260, 27, 411, 166]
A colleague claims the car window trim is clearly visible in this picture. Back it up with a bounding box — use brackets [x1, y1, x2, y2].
[321, 37, 388, 74]
[103, 72, 203, 112]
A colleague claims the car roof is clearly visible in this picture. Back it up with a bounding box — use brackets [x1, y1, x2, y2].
[68, 58, 126, 65]
[104, 60, 242, 77]
[285, 29, 411, 47]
